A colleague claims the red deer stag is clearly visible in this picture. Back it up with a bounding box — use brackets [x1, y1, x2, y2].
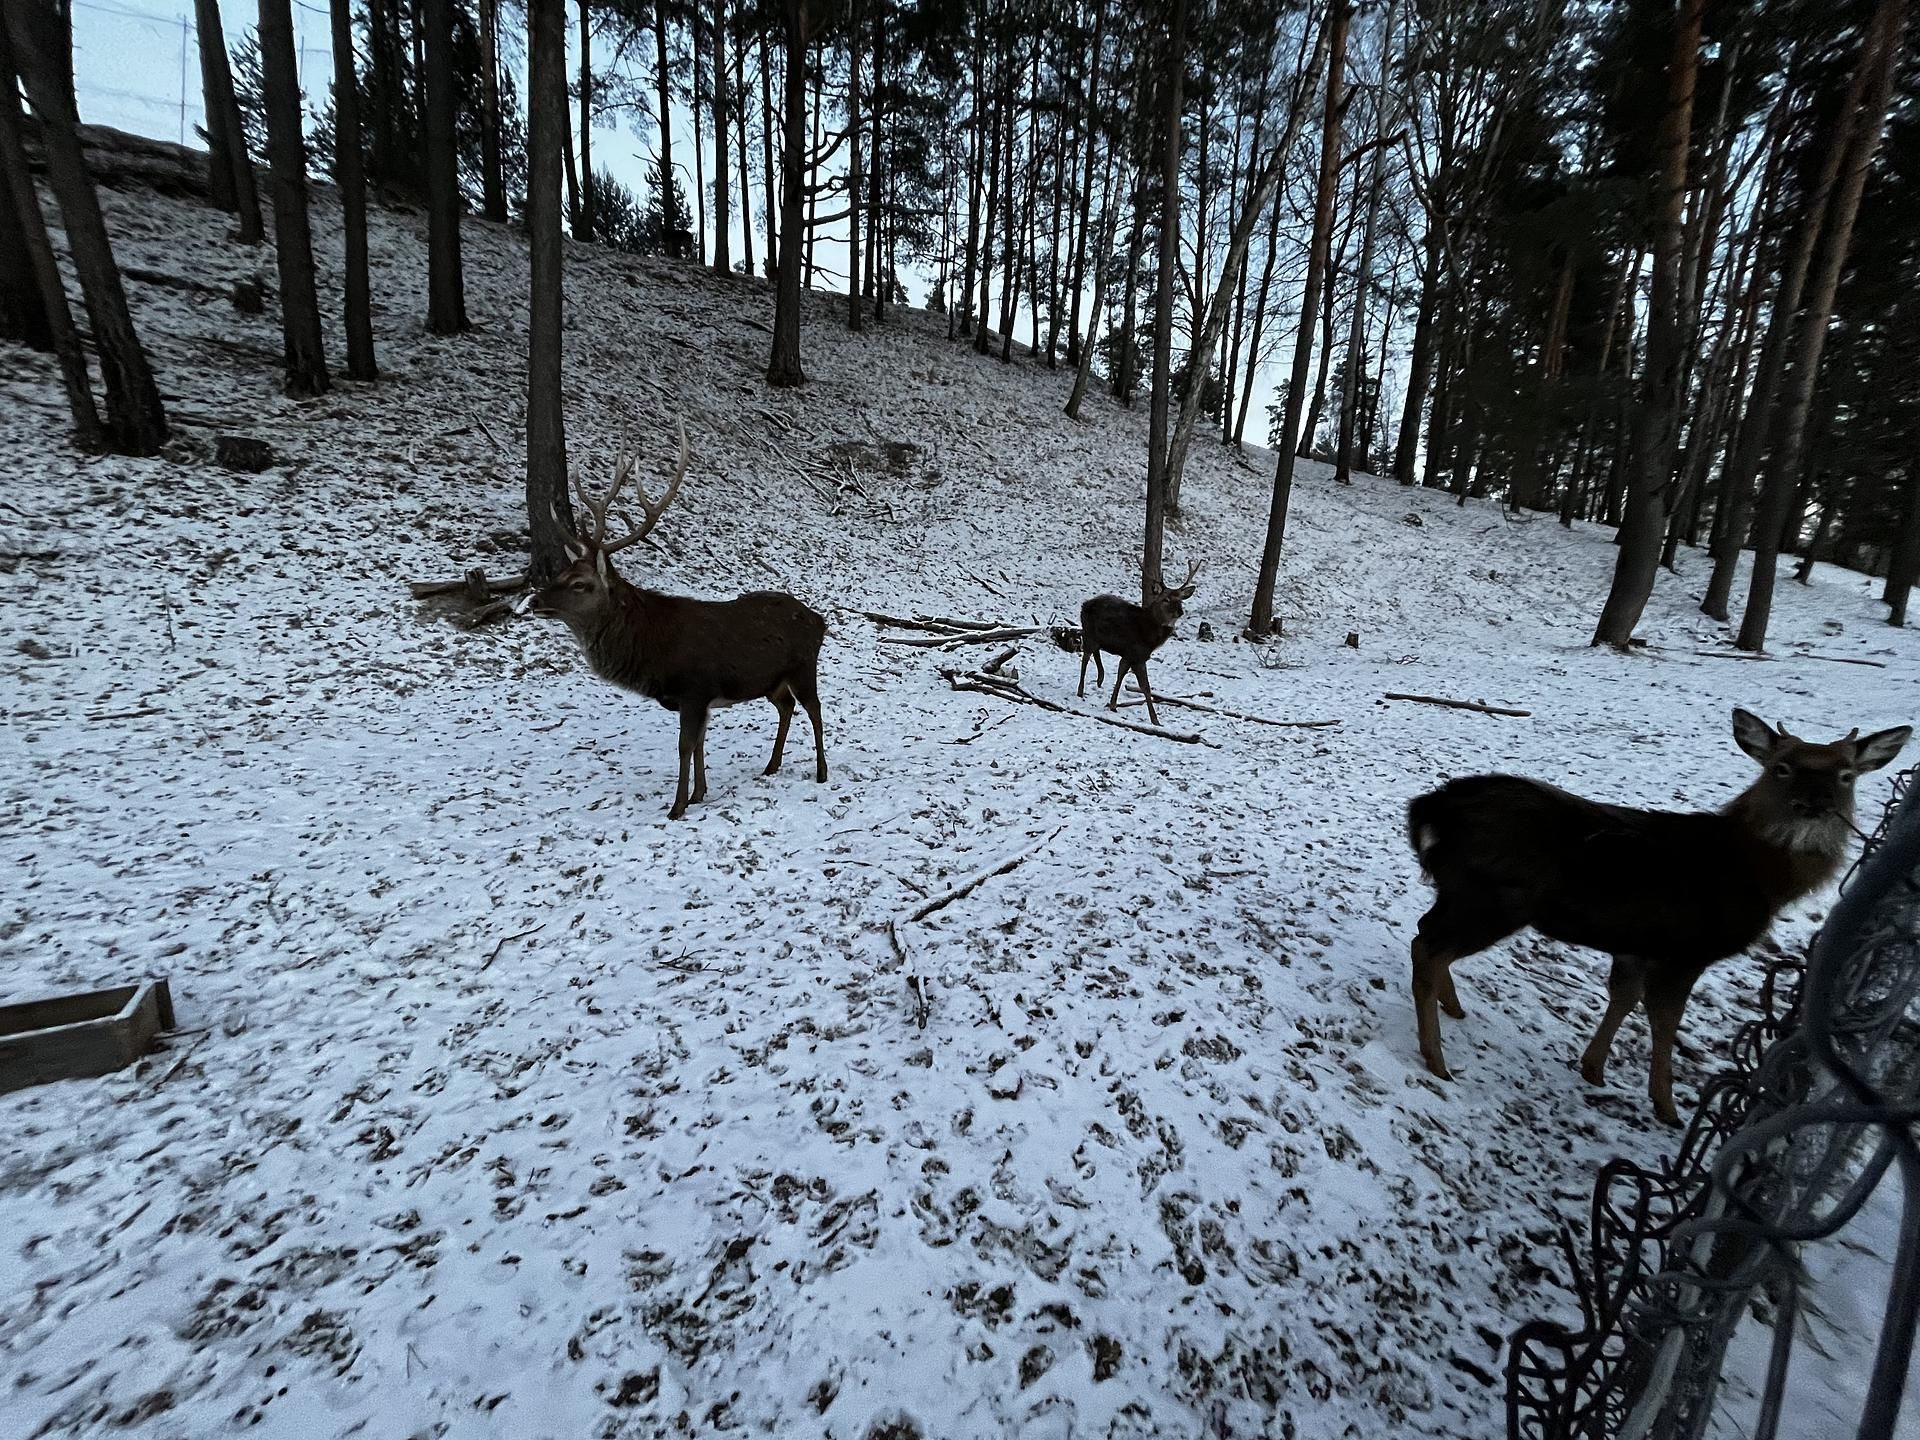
[1406, 709, 1909, 1124]
[1077, 561, 1199, 728]
[534, 422, 829, 820]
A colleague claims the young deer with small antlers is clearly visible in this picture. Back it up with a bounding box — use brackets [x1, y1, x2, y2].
[1406, 709, 1909, 1124]
[1077, 561, 1199, 728]
[534, 423, 829, 820]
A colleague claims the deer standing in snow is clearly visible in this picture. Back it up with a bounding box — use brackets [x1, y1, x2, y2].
[1406, 709, 1909, 1124]
[1077, 561, 1200, 728]
[534, 423, 829, 820]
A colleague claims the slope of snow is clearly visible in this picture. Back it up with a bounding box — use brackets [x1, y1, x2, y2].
[3, 175, 1918, 1440]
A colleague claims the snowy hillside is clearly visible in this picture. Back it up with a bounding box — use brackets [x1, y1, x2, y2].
[3, 175, 1917, 1440]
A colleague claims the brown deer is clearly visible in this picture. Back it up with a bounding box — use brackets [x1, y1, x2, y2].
[1077, 561, 1199, 727]
[1406, 709, 1909, 1124]
[533, 423, 829, 820]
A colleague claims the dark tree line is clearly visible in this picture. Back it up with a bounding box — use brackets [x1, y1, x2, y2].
[8, 0, 1917, 646]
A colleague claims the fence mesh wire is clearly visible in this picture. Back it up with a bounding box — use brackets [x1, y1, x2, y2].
[1506, 765, 1920, 1440]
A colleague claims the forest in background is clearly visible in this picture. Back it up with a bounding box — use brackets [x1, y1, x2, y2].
[4, 0, 1918, 651]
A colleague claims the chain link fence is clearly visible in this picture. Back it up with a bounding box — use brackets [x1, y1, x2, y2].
[1506, 765, 1920, 1440]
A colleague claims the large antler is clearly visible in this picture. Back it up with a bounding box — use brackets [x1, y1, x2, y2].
[1170, 558, 1201, 594]
[572, 419, 689, 554]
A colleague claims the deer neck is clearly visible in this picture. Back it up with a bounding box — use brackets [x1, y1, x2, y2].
[1721, 783, 1851, 906]
[576, 580, 656, 688]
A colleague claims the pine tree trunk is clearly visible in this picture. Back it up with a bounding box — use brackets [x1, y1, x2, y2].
[711, 0, 730, 273]
[657, 4, 677, 256]
[692, 13, 706, 263]
[958, 18, 982, 338]
[479, 0, 506, 220]
[7, 0, 167, 450]
[869, 2, 886, 320]
[761, 29, 778, 272]
[1233, 171, 1285, 445]
[766, 0, 809, 386]
[1591, 0, 1704, 649]
[331, 0, 377, 379]
[1392, 222, 1441, 482]
[0, 22, 98, 445]
[735, 21, 752, 276]
[974, 39, 1002, 357]
[846, 0, 863, 330]
[1142, 0, 1186, 601]
[804, 68, 820, 284]
[423, 0, 467, 331]
[1250, 2, 1349, 637]
[562, 95, 583, 235]
[194, 0, 262, 240]
[578, 0, 593, 241]
[1736, 0, 1904, 651]
[1066, 131, 1121, 421]
[526, 0, 574, 583]
[1886, 471, 1920, 627]
[0, 46, 51, 352]
[1064, 0, 1103, 367]
[1114, 165, 1145, 402]
[998, 31, 1030, 364]
[254, 0, 331, 397]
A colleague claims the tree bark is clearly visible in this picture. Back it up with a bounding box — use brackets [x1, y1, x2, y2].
[254, 0, 331, 397]
[479, 0, 506, 220]
[424, 0, 467, 331]
[1064, 0, 1104, 367]
[7, 0, 167, 450]
[847, 0, 863, 330]
[331, 0, 377, 379]
[712, 0, 731, 274]
[1590, 0, 1704, 649]
[194, 0, 262, 241]
[1233, 165, 1285, 445]
[526, 0, 574, 583]
[1736, 0, 1905, 651]
[735, 18, 753, 276]
[974, 25, 1003, 357]
[766, 0, 810, 386]
[761, 27, 778, 273]
[0, 46, 50, 352]
[578, 0, 593, 241]
[657, 0, 678, 256]
[0, 21, 98, 444]
[1142, 0, 1186, 599]
[1392, 221, 1441, 482]
[1886, 471, 1920, 627]
[1066, 128, 1121, 420]
[1250, 3, 1350, 638]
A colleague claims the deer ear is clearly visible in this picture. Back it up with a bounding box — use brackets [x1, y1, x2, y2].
[593, 548, 611, 582]
[1852, 725, 1912, 773]
[1732, 708, 1778, 763]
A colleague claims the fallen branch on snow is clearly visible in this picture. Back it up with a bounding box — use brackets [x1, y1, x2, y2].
[409, 570, 527, 600]
[945, 668, 1216, 745]
[1383, 692, 1530, 718]
[1118, 694, 1339, 728]
[886, 825, 1066, 1030]
[883, 626, 1042, 649]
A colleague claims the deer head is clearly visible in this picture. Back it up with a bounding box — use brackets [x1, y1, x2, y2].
[1147, 559, 1201, 623]
[1730, 707, 1909, 843]
[534, 420, 689, 631]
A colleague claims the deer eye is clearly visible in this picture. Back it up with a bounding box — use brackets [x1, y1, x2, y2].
[1772, 762, 1792, 779]
[1839, 770, 1855, 785]
[570, 581, 593, 592]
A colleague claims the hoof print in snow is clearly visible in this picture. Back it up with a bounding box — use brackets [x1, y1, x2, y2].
[864, 1414, 924, 1440]
[1018, 1344, 1054, 1388]
[216, 435, 276, 473]
[606, 1369, 659, 1407]
[17, 637, 54, 660]
[230, 276, 267, 313]
[1182, 1032, 1243, 1064]
[1091, 1334, 1123, 1382]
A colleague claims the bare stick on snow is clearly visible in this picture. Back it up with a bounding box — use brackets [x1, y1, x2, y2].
[1382, 692, 1531, 718]
[1118, 694, 1339, 728]
[882, 627, 1042, 649]
[409, 571, 526, 599]
[887, 825, 1066, 1030]
[945, 669, 1216, 745]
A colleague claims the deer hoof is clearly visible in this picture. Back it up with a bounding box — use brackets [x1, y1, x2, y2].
[1579, 1059, 1607, 1087]
[1441, 997, 1466, 1020]
[667, 802, 688, 820]
[1422, 1055, 1453, 1082]
[763, 762, 781, 776]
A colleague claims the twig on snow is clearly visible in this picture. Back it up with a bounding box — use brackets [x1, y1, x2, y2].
[1383, 692, 1530, 718]
[481, 923, 545, 971]
[409, 571, 527, 599]
[945, 669, 1217, 746]
[882, 626, 1042, 649]
[980, 646, 1019, 675]
[1118, 694, 1338, 728]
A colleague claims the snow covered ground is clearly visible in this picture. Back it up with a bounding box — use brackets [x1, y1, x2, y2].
[3, 173, 1918, 1439]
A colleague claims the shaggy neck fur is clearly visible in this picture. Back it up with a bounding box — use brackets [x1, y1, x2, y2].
[1722, 784, 1852, 905]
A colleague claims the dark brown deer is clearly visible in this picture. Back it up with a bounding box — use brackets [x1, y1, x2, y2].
[1077, 560, 1199, 727]
[1406, 709, 1909, 1124]
[533, 423, 829, 820]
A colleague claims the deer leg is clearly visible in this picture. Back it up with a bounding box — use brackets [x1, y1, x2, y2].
[787, 673, 827, 783]
[765, 685, 795, 776]
[669, 707, 702, 820]
[1437, 968, 1466, 1020]
[1077, 646, 1092, 698]
[1411, 896, 1521, 1083]
[1106, 660, 1128, 713]
[1579, 955, 1647, 1087]
[689, 708, 710, 804]
[1133, 663, 1160, 727]
[1644, 969, 1701, 1127]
